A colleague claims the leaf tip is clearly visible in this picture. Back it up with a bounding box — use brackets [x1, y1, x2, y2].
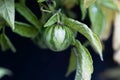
[12, 48, 16, 53]
[100, 53, 104, 61]
[12, 26, 15, 30]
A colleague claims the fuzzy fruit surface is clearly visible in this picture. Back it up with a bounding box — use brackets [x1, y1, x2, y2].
[44, 24, 73, 52]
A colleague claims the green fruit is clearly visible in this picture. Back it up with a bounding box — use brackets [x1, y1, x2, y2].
[44, 24, 73, 52]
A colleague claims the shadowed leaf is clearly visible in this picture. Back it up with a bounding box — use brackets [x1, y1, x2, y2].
[14, 21, 38, 38]
[0, 33, 16, 52]
[66, 49, 76, 76]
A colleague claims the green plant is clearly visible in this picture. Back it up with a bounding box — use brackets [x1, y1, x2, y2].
[0, 67, 12, 79]
[0, 0, 119, 80]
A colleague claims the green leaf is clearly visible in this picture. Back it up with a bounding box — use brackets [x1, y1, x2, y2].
[84, 0, 96, 8]
[100, 7, 114, 40]
[44, 12, 59, 27]
[0, 67, 12, 79]
[15, 3, 41, 30]
[79, 0, 96, 19]
[38, 0, 46, 3]
[66, 49, 76, 77]
[89, 3, 106, 36]
[79, 0, 87, 20]
[101, 0, 118, 11]
[0, 33, 16, 52]
[63, 16, 103, 60]
[14, 21, 38, 38]
[74, 40, 93, 80]
[19, 0, 26, 4]
[0, 0, 15, 30]
[64, 0, 77, 9]
[0, 18, 5, 29]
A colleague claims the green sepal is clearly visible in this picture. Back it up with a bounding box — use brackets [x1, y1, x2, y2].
[44, 12, 59, 27]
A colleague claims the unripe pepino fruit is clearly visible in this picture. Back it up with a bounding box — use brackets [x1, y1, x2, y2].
[44, 24, 73, 52]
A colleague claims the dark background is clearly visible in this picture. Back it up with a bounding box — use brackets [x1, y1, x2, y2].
[0, 0, 118, 80]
